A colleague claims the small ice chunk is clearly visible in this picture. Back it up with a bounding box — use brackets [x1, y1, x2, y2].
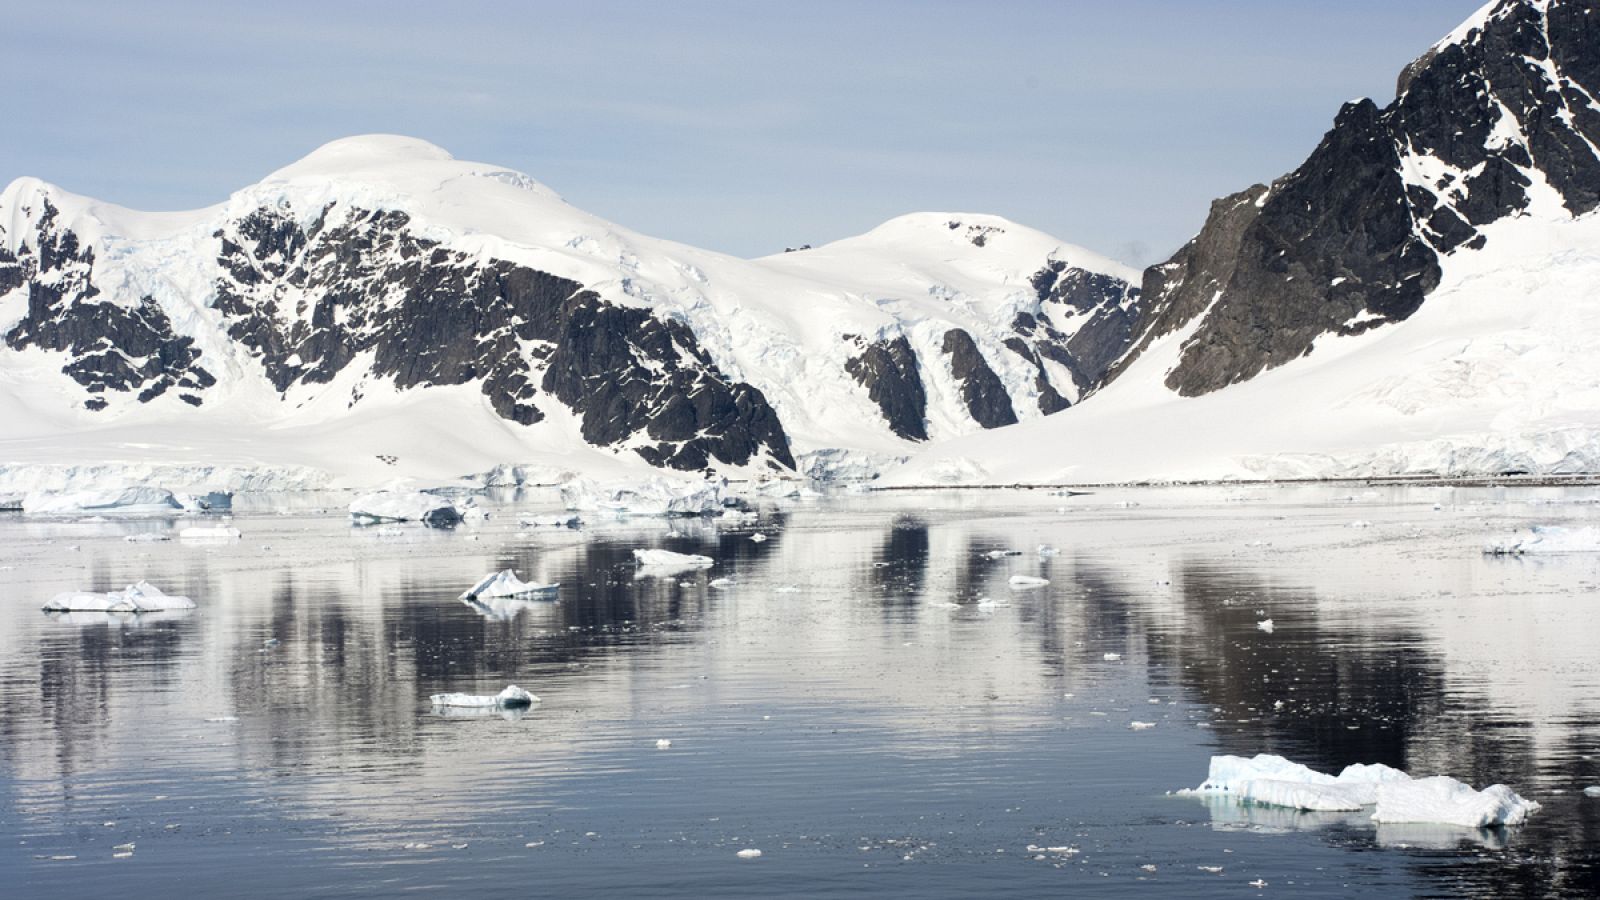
[984, 549, 1022, 559]
[1256, 619, 1275, 634]
[1008, 575, 1050, 589]
[124, 533, 170, 543]
[1130, 721, 1156, 731]
[430, 685, 538, 708]
[656, 739, 672, 749]
[1584, 785, 1600, 798]
[633, 548, 714, 568]
[43, 581, 196, 613]
[1372, 776, 1541, 828]
[735, 848, 761, 859]
[1103, 652, 1122, 661]
[709, 577, 734, 589]
[460, 570, 558, 600]
[179, 524, 242, 541]
[1037, 544, 1059, 556]
[1484, 525, 1600, 555]
[750, 533, 768, 543]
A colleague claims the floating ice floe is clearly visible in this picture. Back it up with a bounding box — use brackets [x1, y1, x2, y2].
[349, 490, 463, 527]
[1583, 785, 1600, 798]
[176, 491, 233, 513]
[0, 492, 22, 511]
[1178, 754, 1539, 826]
[750, 532, 768, 543]
[984, 549, 1022, 559]
[123, 533, 171, 543]
[561, 477, 721, 517]
[633, 548, 715, 569]
[1008, 575, 1050, 589]
[1037, 545, 1059, 557]
[179, 524, 242, 542]
[709, 577, 735, 589]
[459, 570, 558, 601]
[1256, 619, 1275, 634]
[43, 581, 196, 613]
[23, 486, 184, 516]
[1103, 652, 1122, 661]
[1484, 525, 1600, 555]
[518, 513, 579, 528]
[429, 685, 537, 708]
[736, 848, 761, 859]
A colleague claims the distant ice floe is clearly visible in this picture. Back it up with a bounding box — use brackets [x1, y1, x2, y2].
[22, 486, 184, 516]
[1008, 575, 1050, 589]
[1178, 754, 1539, 828]
[429, 685, 537, 708]
[43, 581, 196, 613]
[1256, 619, 1276, 634]
[561, 477, 721, 518]
[459, 570, 558, 601]
[1483, 525, 1600, 555]
[349, 490, 463, 527]
[633, 548, 715, 569]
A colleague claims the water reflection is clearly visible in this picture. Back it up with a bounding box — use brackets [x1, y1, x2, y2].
[1, 488, 1597, 897]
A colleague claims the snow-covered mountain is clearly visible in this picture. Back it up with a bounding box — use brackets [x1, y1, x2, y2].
[0, 136, 1137, 487]
[893, 0, 1600, 485]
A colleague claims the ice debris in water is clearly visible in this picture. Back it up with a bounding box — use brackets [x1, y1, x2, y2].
[1008, 575, 1050, 588]
[1583, 786, 1600, 798]
[561, 476, 721, 517]
[430, 685, 537, 708]
[709, 577, 734, 589]
[1484, 525, 1600, 555]
[750, 532, 768, 543]
[1130, 721, 1156, 731]
[633, 548, 714, 569]
[736, 848, 762, 859]
[124, 533, 170, 543]
[518, 513, 579, 528]
[1178, 754, 1539, 826]
[1103, 652, 1122, 661]
[43, 581, 196, 613]
[1037, 544, 1059, 556]
[1256, 619, 1275, 634]
[349, 491, 463, 527]
[656, 739, 672, 749]
[459, 570, 558, 600]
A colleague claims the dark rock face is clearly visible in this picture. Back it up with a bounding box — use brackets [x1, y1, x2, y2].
[212, 203, 792, 471]
[3, 200, 216, 408]
[1112, 0, 1600, 398]
[845, 335, 928, 441]
[1020, 260, 1141, 396]
[942, 328, 1017, 428]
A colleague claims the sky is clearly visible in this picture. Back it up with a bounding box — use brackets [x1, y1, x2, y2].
[1, 0, 1486, 266]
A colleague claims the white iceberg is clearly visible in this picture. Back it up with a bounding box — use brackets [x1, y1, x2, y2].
[43, 581, 196, 613]
[1372, 776, 1541, 828]
[1180, 754, 1538, 827]
[429, 685, 538, 708]
[459, 570, 558, 600]
[349, 491, 462, 527]
[561, 477, 721, 517]
[633, 548, 715, 569]
[1008, 575, 1050, 588]
[1257, 619, 1275, 634]
[179, 524, 242, 541]
[0, 492, 23, 511]
[176, 491, 234, 512]
[23, 486, 183, 516]
[1484, 525, 1600, 555]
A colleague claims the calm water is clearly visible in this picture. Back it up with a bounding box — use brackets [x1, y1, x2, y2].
[2, 485, 1597, 897]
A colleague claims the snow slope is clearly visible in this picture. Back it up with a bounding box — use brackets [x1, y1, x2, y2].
[887, 206, 1600, 485]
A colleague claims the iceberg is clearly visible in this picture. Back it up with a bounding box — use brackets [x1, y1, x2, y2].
[1372, 776, 1541, 828]
[1008, 575, 1050, 588]
[633, 548, 715, 569]
[1484, 525, 1600, 555]
[348, 491, 463, 527]
[0, 492, 22, 511]
[459, 570, 559, 600]
[429, 685, 537, 708]
[176, 491, 234, 512]
[1179, 754, 1538, 827]
[23, 486, 183, 516]
[43, 581, 196, 613]
[561, 477, 721, 517]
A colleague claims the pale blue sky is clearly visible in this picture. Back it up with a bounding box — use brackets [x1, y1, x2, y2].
[1, 1, 1483, 265]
